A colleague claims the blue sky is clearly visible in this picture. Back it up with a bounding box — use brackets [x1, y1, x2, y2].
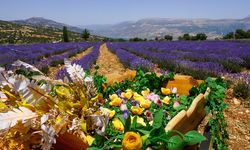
[1, 0, 250, 25]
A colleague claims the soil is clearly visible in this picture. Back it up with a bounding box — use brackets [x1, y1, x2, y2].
[48, 46, 93, 79]
[90, 43, 129, 84]
[92, 43, 250, 150]
[223, 89, 250, 150]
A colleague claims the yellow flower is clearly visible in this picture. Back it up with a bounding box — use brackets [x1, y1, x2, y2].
[134, 95, 145, 104]
[140, 99, 151, 109]
[149, 121, 153, 126]
[141, 89, 150, 97]
[56, 86, 71, 97]
[122, 132, 142, 150]
[109, 97, 122, 106]
[112, 118, 124, 131]
[161, 87, 171, 95]
[131, 116, 146, 126]
[121, 89, 133, 99]
[86, 135, 95, 146]
[100, 107, 116, 119]
[162, 96, 170, 105]
[109, 94, 119, 101]
[131, 106, 144, 115]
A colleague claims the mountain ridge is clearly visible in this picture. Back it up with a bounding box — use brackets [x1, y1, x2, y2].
[12, 16, 250, 39]
[13, 17, 83, 33]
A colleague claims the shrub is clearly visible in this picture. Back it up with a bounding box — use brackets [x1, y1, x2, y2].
[50, 59, 64, 67]
[220, 60, 241, 73]
[233, 82, 250, 99]
[40, 66, 49, 74]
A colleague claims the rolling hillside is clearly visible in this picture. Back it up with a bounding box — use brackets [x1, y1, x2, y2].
[0, 20, 104, 44]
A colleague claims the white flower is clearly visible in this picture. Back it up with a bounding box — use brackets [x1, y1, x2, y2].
[84, 76, 93, 82]
[172, 87, 177, 94]
[120, 104, 128, 111]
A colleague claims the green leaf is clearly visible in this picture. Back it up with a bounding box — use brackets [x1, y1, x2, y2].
[189, 87, 199, 96]
[179, 96, 188, 105]
[167, 135, 184, 150]
[117, 114, 126, 126]
[131, 115, 138, 129]
[141, 134, 150, 144]
[175, 105, 187, 111]
[184, 130, 206, 145]
[105, 143, 122, 149]
[137, 129, 150, 135]
[153, 109, 163, 129]
[124, 115, 131, 132]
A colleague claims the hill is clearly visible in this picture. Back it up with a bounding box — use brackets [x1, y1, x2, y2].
[85, 16, 250, 39]
[13, 17, 83, 33]
[0, 20, 104, 44]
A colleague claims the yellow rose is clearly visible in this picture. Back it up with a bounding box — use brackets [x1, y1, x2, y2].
[131, 106, 144, 115]
[109, 97, 122, 106]
[112, 118, 124, 131]
[141, 89, 150, 97]
[100, 108, 116, 119]
[161, 87, 171, 95]
[122, 132, 142, 150]
[162, 96, 170, 105]
[140, 99, 151, 109]
[109, 94, 119, 101]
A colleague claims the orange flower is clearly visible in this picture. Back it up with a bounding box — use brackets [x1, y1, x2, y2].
[131, 106, 144, 115]
[140, 99, 151, 109]
[141, 89, 150, 97]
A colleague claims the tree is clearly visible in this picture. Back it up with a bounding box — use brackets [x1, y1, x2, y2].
[223, 32, 234, 39]
[164, 35, 173, 41]
[183, 33, 191, 40]
[82, 29, 90, 41]
[235, 29, 246, 39]
[155, 37, 159, 41]
[129, 37, 143, 42]
[196, 33, 207, 40]
[246, 29, 250, 38]
[62, 26, 69, 42]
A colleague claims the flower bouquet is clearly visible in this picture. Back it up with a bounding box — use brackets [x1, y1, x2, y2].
[0, 60, 225, 150]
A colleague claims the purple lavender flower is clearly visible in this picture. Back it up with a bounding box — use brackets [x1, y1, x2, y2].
[116, 89, 122, 97]
[123, 110, 129, 119]
[131, 100, 138, 106]
[123, 97, 128, 103]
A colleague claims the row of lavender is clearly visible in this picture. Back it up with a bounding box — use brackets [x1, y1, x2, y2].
[0, 42, 94, 70]
[106, 43, 155, 71]
[56, 43, 102, 80]
[107, 41, 250, 81]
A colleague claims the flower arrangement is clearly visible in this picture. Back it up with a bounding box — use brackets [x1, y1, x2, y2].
[0, 60, 210, 150]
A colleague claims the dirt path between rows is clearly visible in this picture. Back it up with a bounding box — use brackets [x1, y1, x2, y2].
[48, 47, 93, 79]
[90, 43, 131, 83]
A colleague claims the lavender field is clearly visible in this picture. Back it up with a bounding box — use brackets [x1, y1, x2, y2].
[107, 41, 250, 82]
[0, 42, 101, 74]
